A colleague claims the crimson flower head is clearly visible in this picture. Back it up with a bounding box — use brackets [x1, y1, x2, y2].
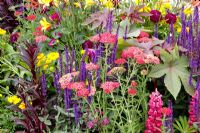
[165, 13, 177, 24]
[26, 14, 36, 21]
[90, 32, 117, 44]
[50, 12, 61, 24]
[82, 40, 94, 49]
[10, 32, 20, 44]
[150, 10, 162, 23]
[131, 80, 138, 87]
[100, 81, 120, 94]
[76, 89, 90, 97]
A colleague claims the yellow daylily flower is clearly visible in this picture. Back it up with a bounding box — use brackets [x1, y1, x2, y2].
[47, 52, 59, 61]
[101, 0, 114, 9]
[135, 0, 142, 5]
[18, 102, 26, 110]
[74, 2, 82, 8]
[40, 17, 51, 31]
[38, 0, 52, 6]
[184, 7, 192, 16]
[85, 0, 95, 8]
[0, 28, 6, 35]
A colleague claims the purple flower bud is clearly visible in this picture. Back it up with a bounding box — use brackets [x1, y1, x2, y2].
[150, 10, 162, 23]
[165, 13, 177, 24]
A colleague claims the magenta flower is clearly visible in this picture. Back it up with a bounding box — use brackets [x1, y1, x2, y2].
[101, 117, 110, 126]
[82, 40, 94, 49]
[189, 91, 198, 126]
[150, 10, 162, 23]
[100, 81, 120, 94]
[165, 13, 177, 24]
[50, 12, 61, 24]
[145, 89, 163, 133]
[10, 32, 20, 44]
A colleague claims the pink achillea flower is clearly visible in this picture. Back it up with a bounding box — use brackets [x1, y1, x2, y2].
[121, 46, 144, 59]
[68, 82, 86, 91]
[128, 88, 137, 96]
[26, 14, 36, 21]
[145, 89, 163, 133]
[137, 31, 149, 39]
[114, 58, 126, 65]
[90, 32, 117, 44]
[100, 82, 120, 94]
[85, 62, 99, 71]
[137, 37, 152, 43]
[131, 80, 137, 87]
[35, 35, 47, 43]
[76, 89, 90, 97]
[107, 67, 126, 76]
[189, 91, 198, 126]
[59, 74, 73, 89]
[144, 54, 160, 64]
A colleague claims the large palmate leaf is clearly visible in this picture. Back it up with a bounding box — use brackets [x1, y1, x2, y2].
[148, 45, 195, 99]
[82, 9, 111, 30]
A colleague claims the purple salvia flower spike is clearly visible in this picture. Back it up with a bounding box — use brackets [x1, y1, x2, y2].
[111, 25, 120, 64]
[64, 89, 70, 112]
[65, 46, 70, 74]
[41, 71, 47, 97]
[193, 6, 199, 35]
[154, 23, 158, 38]
[55, 67, 61, 94]
[123, 25, 128, 40]
[59, 51, 63, 76]
[73, 102, 79, 125]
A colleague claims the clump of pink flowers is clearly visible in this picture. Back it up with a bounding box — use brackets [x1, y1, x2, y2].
[85, 62, 99, 71]
[121, 46, 160, 65]
[100, 81, 120, 94]
[90, 32, 117, 44]
[145, 89, 163, 133]
[189, 91, 198, 126]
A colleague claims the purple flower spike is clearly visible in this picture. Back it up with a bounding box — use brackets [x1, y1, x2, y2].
[64, 89, 71, 112]
[73, 102, 79, 125]
[54, 67, 61, 94]
[123, 25, 128, 40]
[154, 23, 158, 38]
[65, 47, 70, 74]
[193, 6, 199, 35]
[41, 71, 47, 97]
[164, 100, 174, 133]
[59, 51, 63, 76]
[111, 25, 120, 64]
[180, 6, 186, 48]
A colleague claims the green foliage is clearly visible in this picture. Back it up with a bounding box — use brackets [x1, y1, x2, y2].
[173, 116, 197, 133]
[148, 45, 195, 99]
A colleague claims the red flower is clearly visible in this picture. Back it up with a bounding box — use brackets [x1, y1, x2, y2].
[90, 32, 117, 44]
[131, 80, 137, 87]
[162, 107, 172, 116]
[26, 14, 36, 21]
[137, 31, 149, 39]
[69, 82, 86, 91]
[136, 57, 145, 64]
[100, 82, 120, 94]
[85, 62, 99, 71]
[165, 13, 177, 24]
[128, 88, 137, 96]
[76, 89, 90, 97]
[150, 10, 162, 23]
[35, 35, 48, 43]
[14, 11, 22, 16]
[114, 58, 126, 65]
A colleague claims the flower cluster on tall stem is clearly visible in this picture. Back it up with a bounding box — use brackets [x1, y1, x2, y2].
[145, 89, 163, 133]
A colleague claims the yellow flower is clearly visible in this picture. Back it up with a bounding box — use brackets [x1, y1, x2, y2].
[47, 52, 59, 61]
[184, 7, 192, 16]
[0, 94, 2, 97]
[186, 27, 190, 33]
[135, 0, 142, 5]
[177, 27, 181, 33]
[38, 0, 52, 6]
[85, 0, 95, 8]
[158, 3, 172, 15]
[103, 0, 113, 9]
[74, 2, 82, 8]
[53, 0, 59, 7]
[18, 102, 26, 110]
[36, 53, 46, 67]
[81, 50, 85, 55]
[139, 5, 151, 12]
[7, 95, 21, 104]
[40, 17, 51, 31]
[0, 28, 6, 35]
[43, 64, 49, 69]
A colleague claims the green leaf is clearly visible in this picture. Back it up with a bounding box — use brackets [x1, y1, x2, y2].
[148, 47, 195, 99]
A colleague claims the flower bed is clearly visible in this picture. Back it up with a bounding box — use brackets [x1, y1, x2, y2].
[0, 0, 199, 132]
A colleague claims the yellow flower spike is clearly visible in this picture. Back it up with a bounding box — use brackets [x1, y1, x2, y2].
[40, 17, 51, 31]
[85, 0, 95, 9]
[74, 2, 82, 8]
[0, 28, 6, 35]
[38, 0, 52, 6]
[184, 7, 192, 16]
